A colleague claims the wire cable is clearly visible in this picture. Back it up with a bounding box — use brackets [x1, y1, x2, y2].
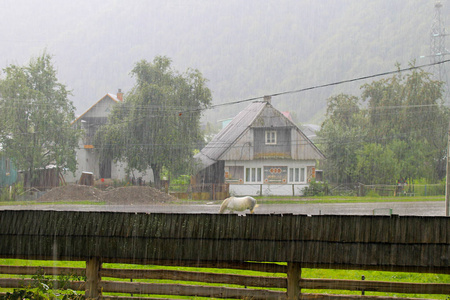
[207, 59, 450, 110]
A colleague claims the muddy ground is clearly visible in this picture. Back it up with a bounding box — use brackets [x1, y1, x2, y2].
[37, 184, 177, 205]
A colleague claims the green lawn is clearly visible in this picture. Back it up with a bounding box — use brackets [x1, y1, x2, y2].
[256, 195, 444, 204]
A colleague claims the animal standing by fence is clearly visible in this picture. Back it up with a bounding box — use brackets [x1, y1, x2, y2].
[219, 196, 259, 214]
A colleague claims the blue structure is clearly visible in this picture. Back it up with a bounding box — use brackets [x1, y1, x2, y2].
[0, 155, 18, 188]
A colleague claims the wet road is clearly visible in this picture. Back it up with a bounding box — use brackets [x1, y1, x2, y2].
[0, 201, 447, 216]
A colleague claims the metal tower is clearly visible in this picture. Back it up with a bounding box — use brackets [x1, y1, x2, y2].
[430, 2, 450, 86]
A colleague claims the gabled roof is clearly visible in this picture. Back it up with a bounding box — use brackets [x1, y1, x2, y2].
[72, 93, 120, 125]
[195, 101, 266, 168]
[195, 101, 325, 170]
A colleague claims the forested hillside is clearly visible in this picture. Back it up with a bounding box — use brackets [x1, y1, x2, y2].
[0, 0, 447, 125]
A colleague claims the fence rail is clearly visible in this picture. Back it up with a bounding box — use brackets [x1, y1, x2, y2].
[168, 183, 230, 200]
[1, 261, 448, 299]
[328, 183, 445, 197]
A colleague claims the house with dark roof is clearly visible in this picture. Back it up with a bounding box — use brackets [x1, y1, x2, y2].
[64, 90, 153, 184]
[194, 98, 325, 196]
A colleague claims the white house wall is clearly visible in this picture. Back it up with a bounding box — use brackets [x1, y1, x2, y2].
[225, 159, 315, 196]
[229, 184, 308, 197]
[81, 97, 116, 119]
[63, 147, 99, 183]
[64, 146, 154, 184]
[110, 161, 154, 184]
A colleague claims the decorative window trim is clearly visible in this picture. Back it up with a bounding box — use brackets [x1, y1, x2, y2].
[225, 166, 244, 183]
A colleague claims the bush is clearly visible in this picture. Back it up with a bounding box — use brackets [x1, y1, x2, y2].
[0, 183, 24, 202]
[0, 186, 9, 202]
[366, 189, 380, 197]
[0, 269, 85, 300]
[302, 179, 329, 196]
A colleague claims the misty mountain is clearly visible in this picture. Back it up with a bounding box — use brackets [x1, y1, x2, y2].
[0, 0, 446, 125]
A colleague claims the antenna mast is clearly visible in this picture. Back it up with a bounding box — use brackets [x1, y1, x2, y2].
[430, 1, 450, 90]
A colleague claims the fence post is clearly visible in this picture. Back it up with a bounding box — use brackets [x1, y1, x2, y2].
[86, 257, 101, 299]
[287, 262, 301, 300]
[361, 275, 365, 295]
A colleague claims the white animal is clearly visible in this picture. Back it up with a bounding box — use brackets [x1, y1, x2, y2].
[219, 196, 259, 214]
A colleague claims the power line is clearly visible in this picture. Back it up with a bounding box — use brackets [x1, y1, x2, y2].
[208, 58, 450, 110]
[2, 59, 449, 114]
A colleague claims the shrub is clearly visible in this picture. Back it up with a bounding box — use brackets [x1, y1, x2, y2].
[366, 189, 380, 197]
[0, 269, 85, 300]
[302, 179, 329, 196]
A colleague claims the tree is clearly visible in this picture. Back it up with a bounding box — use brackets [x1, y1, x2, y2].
[388, 139, 432, 181]
[355, 143, 399, 185]
[0, 52, 80, 186]
[95, 56, 212, 185]
[318, 63, 449, 184]
[317, 94, 367, 183]
[362, 65, 449, 181]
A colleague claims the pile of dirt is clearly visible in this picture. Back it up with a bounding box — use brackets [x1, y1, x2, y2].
[38, 184, 177, 204]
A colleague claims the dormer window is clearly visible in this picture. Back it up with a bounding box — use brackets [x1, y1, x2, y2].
[265, 130, 277, 145]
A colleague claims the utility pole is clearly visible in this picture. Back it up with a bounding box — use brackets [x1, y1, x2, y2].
[446, 121, 450, 216]
[428, 2, 449, 215]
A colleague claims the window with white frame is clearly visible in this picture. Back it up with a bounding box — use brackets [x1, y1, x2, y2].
[265, 130, 277, 145]
[245, 167, 262, 183]
[289, 167, 305, 183]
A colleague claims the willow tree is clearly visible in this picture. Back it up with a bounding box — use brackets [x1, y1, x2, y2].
[0, 52, 80, 186]
[95, 56, 211, 185]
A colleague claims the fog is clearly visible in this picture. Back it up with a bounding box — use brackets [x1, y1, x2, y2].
[0, 0, 447, 124]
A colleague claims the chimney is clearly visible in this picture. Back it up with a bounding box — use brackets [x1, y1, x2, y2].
[117, 88, 123, 101]
[263, 95, 271, 103]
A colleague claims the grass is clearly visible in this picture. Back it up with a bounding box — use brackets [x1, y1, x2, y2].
[256, 195, 444, 204]
[0, 259, 449, 299]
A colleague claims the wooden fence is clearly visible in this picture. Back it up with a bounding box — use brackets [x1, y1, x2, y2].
[169, 183, 230, 200]
[359, 184, 445, 197]
[0, 210, 449, 299]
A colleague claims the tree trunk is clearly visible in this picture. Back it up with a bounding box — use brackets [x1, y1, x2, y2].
[25, 169, 32, 189]
[152, 164, 161, 188]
